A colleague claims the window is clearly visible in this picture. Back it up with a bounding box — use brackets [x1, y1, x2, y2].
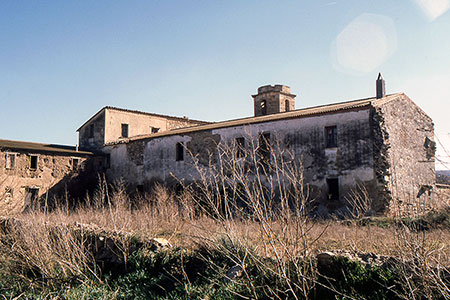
[121, 123, 129, 138]
[285, 99, 290, 112]
[150, 127, 160, 134]
[325, 126, 337, 148]
[236, 137, 245, 158]
[5, 153, 16, 170]
[176, 142, 184, 161]
[326, 178, 339, 201]
[260, 99, 267, 115]
[89, 124, 94, 138]
[258, 132, 271, 168]
[30, 155, 38, 170]
[72, 158, 80, 171]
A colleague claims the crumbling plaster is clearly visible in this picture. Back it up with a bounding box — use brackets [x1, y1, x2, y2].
[0, 151, 89, 214]
[106, 108, 380, 215]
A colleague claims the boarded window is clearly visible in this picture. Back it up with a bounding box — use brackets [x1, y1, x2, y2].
[89, 124, 94, 138]
[236, 137, 245, 158]
[326, 178, 339, 201]
[30, 155, 38, 170]
[5, 153, 16, 170]
[121, 123, 129, 138]
[325, 126, 338, 148]
[176, 142, 184, 161]
[261, 100, 267, 115]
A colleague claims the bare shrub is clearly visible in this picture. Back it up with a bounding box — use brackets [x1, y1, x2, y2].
[344, 183, 373, 219]
[178, 133, 322, 298]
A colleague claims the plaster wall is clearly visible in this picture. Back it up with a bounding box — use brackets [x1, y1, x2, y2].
[106, 108, 377, 215]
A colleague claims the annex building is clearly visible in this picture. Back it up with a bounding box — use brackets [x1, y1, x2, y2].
[0, 75, 441, 216]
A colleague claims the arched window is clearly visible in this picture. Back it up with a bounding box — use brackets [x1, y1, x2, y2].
[285, 99, 290, 112]
[261, 100, 267, 115]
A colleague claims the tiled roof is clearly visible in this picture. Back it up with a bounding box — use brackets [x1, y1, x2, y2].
[0, 139, 93, 155]
[106, 93, 403, 146]
[77, 106, 210, 131]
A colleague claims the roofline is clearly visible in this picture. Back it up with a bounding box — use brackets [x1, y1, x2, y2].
[77, 106, 210, 131]
[105, 93, 403, 146]
[0, 139, 93, 156]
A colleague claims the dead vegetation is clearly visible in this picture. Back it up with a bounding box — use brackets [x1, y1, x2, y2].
[0, 139, 449, 299]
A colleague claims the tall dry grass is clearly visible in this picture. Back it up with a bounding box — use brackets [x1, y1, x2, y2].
[0, 136, 449, 298]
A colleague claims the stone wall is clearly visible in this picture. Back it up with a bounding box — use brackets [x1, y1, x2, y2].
[375, 94, 436, 216]
[0, 150, 91, 215]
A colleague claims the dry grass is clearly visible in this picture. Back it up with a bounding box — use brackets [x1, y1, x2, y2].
[2, 138, 450, 298]
[0, 181, 449, 299]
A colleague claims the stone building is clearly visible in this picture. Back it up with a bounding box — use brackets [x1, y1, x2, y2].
[0, 139, 92, 214]
[0, 75, 439, 216]
[95, 76, 436, 216]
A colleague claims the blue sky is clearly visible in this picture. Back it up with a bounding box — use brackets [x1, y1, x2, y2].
[1, 1, 449, 167]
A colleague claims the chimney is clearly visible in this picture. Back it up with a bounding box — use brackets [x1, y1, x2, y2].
[376, 73, 386, 99]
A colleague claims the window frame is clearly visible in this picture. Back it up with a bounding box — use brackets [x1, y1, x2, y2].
[5, 152, 16, 170]
[29, 155, 38, 170]
[176, 142, 184, 161]
[235, 137, 246, 158]
[260, 99, 267, 115]
[71, 157, 80, 171]
[121, 123, 129, 138]
[325, 126, 338, 148]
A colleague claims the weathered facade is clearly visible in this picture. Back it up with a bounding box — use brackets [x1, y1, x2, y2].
[77, 106, 209, 151]
[0, 76, 438, 216]
[0, 139, 92, 214]
[100, 81, 436, 217]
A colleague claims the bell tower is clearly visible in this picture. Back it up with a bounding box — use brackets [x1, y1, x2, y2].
[252, 85, 296, 117]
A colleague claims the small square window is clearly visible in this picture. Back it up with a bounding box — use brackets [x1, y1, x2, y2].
[121, 123, 129, 138]
[151, 127, 160, 134]
[176, 142, 184, 161]
[325, 126, 337, 148]
[30, 155, 38, 170]
[5, 153, 16, 170]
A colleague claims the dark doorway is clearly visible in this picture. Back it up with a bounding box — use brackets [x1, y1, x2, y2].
[326, 178, 339, 201]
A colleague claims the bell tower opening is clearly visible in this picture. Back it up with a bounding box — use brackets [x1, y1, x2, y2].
[252, 85, 296, 117]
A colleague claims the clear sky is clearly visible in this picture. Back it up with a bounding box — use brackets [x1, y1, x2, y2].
[1, 1, 449, 168]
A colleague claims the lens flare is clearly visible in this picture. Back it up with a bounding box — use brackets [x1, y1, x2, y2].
[331, 14, 397, 74]
[414, 0, 450, 21]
